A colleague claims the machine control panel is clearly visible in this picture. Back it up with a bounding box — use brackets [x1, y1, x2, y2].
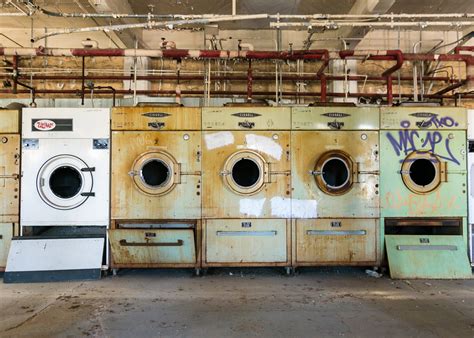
[93, 138, 109, 150]
[22, 138, 39, 150]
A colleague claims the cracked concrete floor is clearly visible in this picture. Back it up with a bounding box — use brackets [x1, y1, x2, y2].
[0, 268, 473, 337]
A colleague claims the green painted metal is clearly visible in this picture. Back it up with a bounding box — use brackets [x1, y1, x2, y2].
[380, 130, 467, 217]
[386, 235, 472, 279]
[380, 107, 467, 130]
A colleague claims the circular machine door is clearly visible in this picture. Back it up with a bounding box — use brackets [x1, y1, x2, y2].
[36, 154, 94, 210]
[401, 151, 443, 194]
[314, 151, 355, 195]
[130, 151, 178, 196]
[222, 150, 268, 195]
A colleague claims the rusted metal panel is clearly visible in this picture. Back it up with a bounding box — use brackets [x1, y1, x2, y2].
[295, 218, 378, 265]
[0, 223, 14, 270]
[0, 110, 20, 133]
[109, 229, 196, 265]
[111, 106, 201, 131]
[292, 106, 379, 130]
[205, 219, 288, 264]
[385, 234, 471, 279]
[202, 107, 291, 130]
[380, 107, 467, 130]
[291, 131, 379, 218]
[111, 131, 201, 220]
[202, 131, 290, 218]
[0, 134, 20, 223]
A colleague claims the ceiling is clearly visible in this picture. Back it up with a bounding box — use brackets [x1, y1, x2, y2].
[0, 0, 472, 49]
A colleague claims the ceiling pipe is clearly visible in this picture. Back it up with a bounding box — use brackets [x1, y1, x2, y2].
[30, 14, 269, 43]
[271, 21, 474, 29]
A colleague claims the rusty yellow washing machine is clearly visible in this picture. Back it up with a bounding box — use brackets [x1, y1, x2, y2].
[381, 107, 471, 279]
[201, 106, 292, 271]
[0, 110, 20, 271]
[291, 106, 380, 267]
[109, 106, 202, 272]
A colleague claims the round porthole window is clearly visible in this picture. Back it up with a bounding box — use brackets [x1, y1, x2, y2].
[140, 159, 171, 188]
[49, 166, 82, 199]
[401, 151, 442, 194]
[314, 151, 354, 195]
[222, 151, 267, 195]
[36, 154, 93, 210]
[130, 151, 178, 196]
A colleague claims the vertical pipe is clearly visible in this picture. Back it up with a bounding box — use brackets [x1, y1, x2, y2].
[12, 55, 18, 94]
[133, 39, 138, 106]
[232, 0, 236, 15]
[320, 74, 327, 103]
[387, 76, 393, 105]
[247, 59, 252, 102]
[81, 56, 85, 105]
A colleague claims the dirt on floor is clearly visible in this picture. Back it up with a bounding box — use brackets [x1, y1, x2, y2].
[0, 267, 473, 337]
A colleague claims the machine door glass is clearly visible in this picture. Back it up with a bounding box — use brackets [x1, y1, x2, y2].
[130, 151, 178, 196]
[222, 150, 267, 195]
[401, 151, 444, 194]
[314, 151, 354, 195]
[37, 154, 94, 210]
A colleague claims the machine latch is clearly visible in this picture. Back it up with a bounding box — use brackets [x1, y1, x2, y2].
[398, 170, 410, 174]
[81, 167, 95, 172]
[309, 170, 323, 176]
[81, 192, 95, 197]
[219, 170, 231, 176]
[128, 170, 137, 177]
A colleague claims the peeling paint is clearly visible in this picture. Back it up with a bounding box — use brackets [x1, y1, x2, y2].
[270, 197, 318, 218]
[270, 197, 292, 218]
[239, 198, 266, 217]
[245, 134, 282, 160]
[204, 131, 234, 150]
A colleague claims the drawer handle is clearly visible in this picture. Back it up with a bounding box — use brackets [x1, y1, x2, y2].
[397, 245, 457, 251]
[306, 230, 366, 236]
[119, 239, 184, 247]
[216, 231, 277, 237]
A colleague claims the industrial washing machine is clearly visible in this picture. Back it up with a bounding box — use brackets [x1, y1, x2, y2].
[109, 106, 202, 271]
[4, 108, 110, 283]
[380, 106, 471, 279]
[0, 110, 20, 271]
[291, 106, 380, 267]
[201, 106, 292, 270]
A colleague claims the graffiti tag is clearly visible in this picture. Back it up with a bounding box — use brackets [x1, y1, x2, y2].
[386, 120, 460, 165]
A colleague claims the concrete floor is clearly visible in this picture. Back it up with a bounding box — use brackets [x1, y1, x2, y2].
[0, 268, 473, 337]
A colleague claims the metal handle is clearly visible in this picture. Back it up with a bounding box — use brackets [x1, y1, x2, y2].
[219, 170, 230, 176]
[119, 239, 184, 247]
[181, 171, 202, 176]
[306, 230, 367, 236]
[81, 192, 95, 197]
[216, 231, 277, 237]
[0, 174, 19, 179]
[128, 170, 138, 177]
[309, 170, 323, 176]
[81, 167, 95, 172]
[397, 245, 457, 251]
[398, 170, 410, 174]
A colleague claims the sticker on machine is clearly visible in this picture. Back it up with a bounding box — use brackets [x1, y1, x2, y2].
[270, 197, 317, 218]
[204, 131, 234, 150]
[239, 198, 266, 217]
[245, 134, 282, 160]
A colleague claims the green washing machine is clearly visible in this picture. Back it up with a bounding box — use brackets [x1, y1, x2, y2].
[380, 106, 471, 279]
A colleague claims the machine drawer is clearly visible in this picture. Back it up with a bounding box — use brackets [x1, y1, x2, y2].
[0, 223, 14, 269]
[206, 219, 287, 263]
[109, 229, 196, 265]
[296, 219, 377, 264]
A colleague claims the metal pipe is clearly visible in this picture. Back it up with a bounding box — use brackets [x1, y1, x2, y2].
[31, 14, 269, 43]
[2, 88, 472, 99]
[81, 56, 85, 105]
[247, 59, 252, 102]
[271, 21, 474, 28]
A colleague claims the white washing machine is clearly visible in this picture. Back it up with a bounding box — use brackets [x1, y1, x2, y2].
[20, 108, 110, 227]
